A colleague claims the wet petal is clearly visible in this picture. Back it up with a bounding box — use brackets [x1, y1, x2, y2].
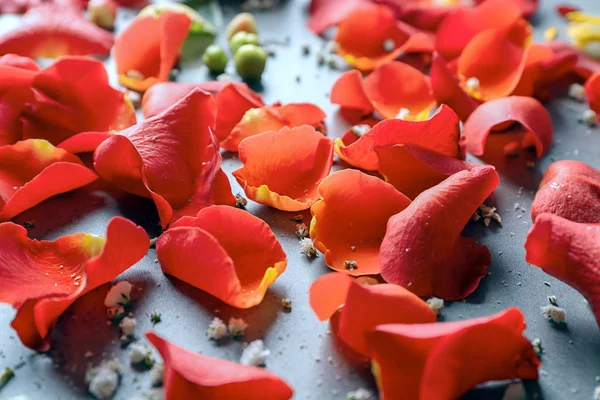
[146, 332, 293, 399]
[0, 217, 149, 350]
[215, 82, 264, 143]
[142, 81, 229, 118]
[233, 125, 334, 211]
[379, 166, 499, 300]
[156, 206, 287, 308]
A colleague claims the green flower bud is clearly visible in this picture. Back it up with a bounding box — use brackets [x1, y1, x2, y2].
[234, 44, 267, 80]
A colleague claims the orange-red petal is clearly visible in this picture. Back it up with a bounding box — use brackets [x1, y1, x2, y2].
[366, 308, 539, 400]
[146, 332, 294, 399]
[462, 96, 553, 159]
[379, 166, 499, 300]
[215, 82, 264, 143]
[531, 160, 600, 224]
[21, 56, 136, 146]
[0, 54, 39, 70]
[310, 170, 410, 276]
[94, 89, 234, 228]
[0, 3, 113, 58]
[115, 11, 191, 92]
[142, 81, 229, 119]
[335, 104, 461, 171]
[0, 217, 149, 350]
[0, 63, 37, 145]
[585, 72, 600, 116]
[233, 125, 334, 211]
[0, 139, 98, 221]
[156, 206, 287, 308]
[330, 70, 374, 116]
[308, 272, 354, 322]
[376, 144, 478, 199]
[307, 0, 366, 35]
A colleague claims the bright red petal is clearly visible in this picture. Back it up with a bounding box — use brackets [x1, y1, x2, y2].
[585, 72, 600, 116]
[462, 96, 552, 159]
[330, 70, 374, 115]
[94, 89, 234, 228]
[146, 332, 294, 399]
[142, 81, 229, 119]
[0, 64, 36, 145]
[335, 104, 461, 171]
[379, 166, 499, 300]
[115, 11, 191, 92]
[233, 125, 334, 211]
[157, 206, 287, 308]
[0, 139, 98, 221]
[0, 54, 39, 70]
[308, 272, 353, 322]
[0, 217, 149, 350]
[215, 83, 264, 143]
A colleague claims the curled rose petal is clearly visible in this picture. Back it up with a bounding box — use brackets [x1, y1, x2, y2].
[156, 206, 287, 308]
[548, 41, 600, 79]
[310, 170, 411, 276]
[462, 96, 553, 159]
[376, 144, 477, 199]
[215, 83, 264, 143]
[115, 11, 192, 92]
[142, 81, 229, 118]
[0, 54, 39, 70]
[585, 71, 600, 115]
[366, 307, 540, 400]
[232, 125, 334, 211]
[0, 63, 37, 145]
[0, 139, 98, 221]
[379, 166, 499, 300]
[0, 217, 149, 350]
[94, 89, 234, 228]
[0, 3, 113, 58]
[531, 160, 600, 224]
[146, 332, 293, 399]
[525, 213, 600, 326]
[335, 3, 434, 71]
[309, 273, 435, 357]
[335, 104, 461, 171]
[22, 56, 136, 147]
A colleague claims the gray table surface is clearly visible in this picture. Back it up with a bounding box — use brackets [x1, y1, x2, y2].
[1, 0, 600, 399]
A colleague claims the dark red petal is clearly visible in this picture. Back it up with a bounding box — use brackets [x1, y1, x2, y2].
[462, 96, 552, 159]
[381, 0, 459, 31]
[0, 217, 149, 350]
[142, 81, 229, 119]
[0, 3, 113, 58]
[146, 332, 294, 399]
[531, 160, 600, 224]
[525, 213, 600, 326]
[379, 166, 499, 300]
[548, 41, 600, 79]
[330, 70, 374, 115]
[215, 83, 264, 143]
[556, 4, 579, 17]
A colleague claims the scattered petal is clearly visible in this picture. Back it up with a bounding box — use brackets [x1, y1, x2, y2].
[142, 81, 229, 118]
[214, 82, 264, 143]
[307, 0, 365, 35]
[585, 71, 600, 116]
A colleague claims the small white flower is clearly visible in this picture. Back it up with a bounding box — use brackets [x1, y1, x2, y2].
[465, 77, 480, 91]
[568, 83, 586, 102]
[426, 297, 444, 316]
[594, 386, 600, 400]
[477, 204, 502, 226]
[119, 316, 136, 337]
[541, 304, 566, 323]
[207, 317, 228, 340]
[351, 124, 371, 137]
[300, 238, 318, 257]
[582, 109, 598, 127]
[531, 338, 543, 357]
[129, 343, 153, 365]
[86, 360, 121, 399]
[104, 281, 132, 308]
[228, 317, 248, 337]
[346, 388, 373, 400]
[240, 339, 270, 366]
[396, 108, 410, 120]
[150, 363, 164, 387]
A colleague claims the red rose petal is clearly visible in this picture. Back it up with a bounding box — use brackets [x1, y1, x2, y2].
[146, 332, 294, 399]
[94, 89, 234, 228]
[366, 308, 539, 400]
[0, 63, 37, 145]
[308, 272, 354, 322]
[0, 3, 113, 58]
[556, 4, 579, 17]
[376, 144, 478, 199]
[0, 54, 39, 70]
[142, 81, 229, 119]
[115, 11, 191, 92]
[531, 160, 600, 224]
[0, 139, 98, 221]
[379, 166, 499, 300]
[462, 96, 553, 159]
[335, 104, 461, 171]
[157, 206, 287, 308]
[114, 0, 148, 7]
[215, 83, 264, 143]
[548, 41, 600, 79]
[21, 56, 136, 147]
[330, 70, 374, 116]
[57, 132, 113, 154]
[307, 0, 366, 35]
[233, 125, 334, 211]
[0, 217, 149, 350]
[585, 72, 600, 116]
[525, 213, 600, 326]
[381, 0, 461, 32]
[310, 170, 411, 276]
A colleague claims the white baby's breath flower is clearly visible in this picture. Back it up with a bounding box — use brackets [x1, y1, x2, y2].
[240, 340, 270, 366]
[207, 317, 228, 340]
[426, 297, 444, 316]
[228, 317, 248, 337]
[104, 281, 132, 308]
[541, 304, 566, 323]
[119, 317, 136, 336]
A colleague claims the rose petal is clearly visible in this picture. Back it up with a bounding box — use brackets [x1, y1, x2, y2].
[215, 83, 264, 143]
[156, 206, 287, 308]
[548, 41, 600, 79]
[381, 0, 461, 31]
[462, 96, 553, 159]
[21, 56, 136, 147]
[585, 71, 600, 116]
[94, 88, 234, 228]
[307, 0, 366, 35]
[379, 166, 499, 300]
[146, 332, 293, 399]
[142, 81, 229, 119]
[0, 63, 37, 145]
[233, 125, 334, 211]
[308, 272, 354, 322]
[0, 3, 113, 58]
[376, 144, 478, 199]
[330, 70, 374, 116]
[366, 308, 539, 400]
[310, 170, 410, 276]
[0, 139, 98, 221]
[0, 217, 149, 350]
[0, 54, 39, 70]
[115, 11, 192, 92]
[335, 104, 461, 171]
